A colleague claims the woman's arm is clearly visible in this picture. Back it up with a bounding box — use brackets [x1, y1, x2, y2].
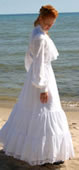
[32, 35, 49, 93]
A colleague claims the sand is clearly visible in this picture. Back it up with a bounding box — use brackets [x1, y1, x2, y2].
[0, 102, 79, 170]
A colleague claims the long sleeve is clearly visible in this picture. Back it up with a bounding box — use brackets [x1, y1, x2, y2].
[32, 35, 48, 92]
[24, 25, 59, 93]
[24, 46, 33, 72]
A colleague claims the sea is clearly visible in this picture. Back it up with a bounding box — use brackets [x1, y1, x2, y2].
[0, 13, 79, 107]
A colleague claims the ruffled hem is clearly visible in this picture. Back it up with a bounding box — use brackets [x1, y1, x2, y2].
[0, 129, 75, 166]
[0, 150, 74, 166]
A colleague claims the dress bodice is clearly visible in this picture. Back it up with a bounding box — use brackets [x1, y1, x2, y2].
[24, 25, 59, 93]
[26, 25, 59, 66]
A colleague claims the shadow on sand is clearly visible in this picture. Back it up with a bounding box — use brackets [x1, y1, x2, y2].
[0, 149, 66, 170]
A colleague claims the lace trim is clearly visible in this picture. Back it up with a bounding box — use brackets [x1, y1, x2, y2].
[3, 150, 67, 166]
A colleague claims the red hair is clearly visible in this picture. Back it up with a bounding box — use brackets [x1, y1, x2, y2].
[34, 5, 58, 26]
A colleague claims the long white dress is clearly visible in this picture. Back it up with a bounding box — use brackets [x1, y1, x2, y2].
[0, 25, 74, 166]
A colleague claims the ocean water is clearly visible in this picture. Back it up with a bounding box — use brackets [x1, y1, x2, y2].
[0, 13, 79, 107]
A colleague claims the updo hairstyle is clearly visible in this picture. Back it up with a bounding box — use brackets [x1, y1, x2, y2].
[34, 5, 58, 27]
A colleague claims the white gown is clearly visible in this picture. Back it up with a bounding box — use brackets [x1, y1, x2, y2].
[0, 25, 74, 166]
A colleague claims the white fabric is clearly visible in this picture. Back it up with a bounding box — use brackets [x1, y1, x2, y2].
[0, 25, 74, 166]
[25, 25, 59, 92]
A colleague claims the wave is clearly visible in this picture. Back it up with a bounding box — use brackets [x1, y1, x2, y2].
[0, 95, 79, 108]
[61, 100, 79, 107]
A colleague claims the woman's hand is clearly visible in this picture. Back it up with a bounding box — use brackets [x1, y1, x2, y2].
[40, 92, 48, 103]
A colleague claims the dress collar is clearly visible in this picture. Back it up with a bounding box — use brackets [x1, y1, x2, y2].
[36, 25, 47, 34]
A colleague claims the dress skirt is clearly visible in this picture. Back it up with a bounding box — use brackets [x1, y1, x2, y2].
[0, 63, 74, 166]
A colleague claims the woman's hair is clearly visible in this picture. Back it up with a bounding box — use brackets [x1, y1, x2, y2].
[34, 5, 58, 27]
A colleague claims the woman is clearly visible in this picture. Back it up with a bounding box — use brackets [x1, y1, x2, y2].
[0, 5, 74, 166]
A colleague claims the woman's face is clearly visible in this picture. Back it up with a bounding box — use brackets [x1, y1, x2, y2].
[39, 16, 56, 32]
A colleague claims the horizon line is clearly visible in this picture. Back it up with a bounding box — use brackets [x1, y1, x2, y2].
[0, 11, 79, 16]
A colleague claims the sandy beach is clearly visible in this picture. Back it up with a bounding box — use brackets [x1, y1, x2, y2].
[0, 101, 79, 170]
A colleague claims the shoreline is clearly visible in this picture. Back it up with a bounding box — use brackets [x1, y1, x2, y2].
[0, 102, 79, 121]
[0, 99, 79, 111]
[0, 100, 79, 126]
